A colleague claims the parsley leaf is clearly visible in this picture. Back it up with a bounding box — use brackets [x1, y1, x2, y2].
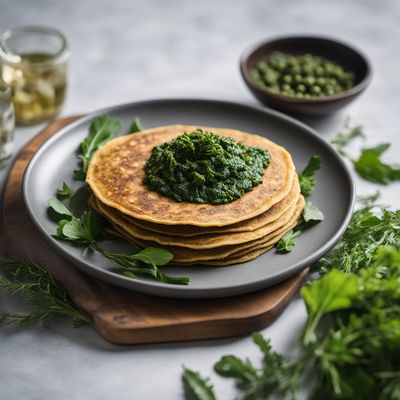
[301, 269, 358, 345]
[354, 143, 400, 184]
[298, 154, 321, 197]
[73, 115, 122, 181]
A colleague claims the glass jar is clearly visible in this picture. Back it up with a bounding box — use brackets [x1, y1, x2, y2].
[0, 80, 15, 163]
[0, 26, 69, 125]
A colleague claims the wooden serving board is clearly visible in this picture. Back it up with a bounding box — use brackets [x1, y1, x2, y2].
[0, 117, 308, 344]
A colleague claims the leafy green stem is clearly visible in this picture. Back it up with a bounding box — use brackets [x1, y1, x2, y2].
[0, 259, 91, 327]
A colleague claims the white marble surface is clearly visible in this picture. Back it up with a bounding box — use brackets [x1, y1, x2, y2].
[0, 0, 399, 399]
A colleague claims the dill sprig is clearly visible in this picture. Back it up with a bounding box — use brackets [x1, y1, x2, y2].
[314, 195, 400, 274]
[0, 259, 91, 327]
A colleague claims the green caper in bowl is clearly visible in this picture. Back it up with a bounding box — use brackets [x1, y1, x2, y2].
[251, 52, 355, 99]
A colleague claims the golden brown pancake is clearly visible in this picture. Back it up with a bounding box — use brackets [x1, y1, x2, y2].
[86, 125, 295, 227]
[102, 174, 300, 237]
[102, 196, 304, 264]
[176, 245, 276, 266]
[92, 193, 303, 249]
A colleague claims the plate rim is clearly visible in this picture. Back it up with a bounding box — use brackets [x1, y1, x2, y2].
[22, 98, 355, 298]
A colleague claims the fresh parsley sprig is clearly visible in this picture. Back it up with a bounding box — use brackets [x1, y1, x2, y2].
[277, 155, 324, 253]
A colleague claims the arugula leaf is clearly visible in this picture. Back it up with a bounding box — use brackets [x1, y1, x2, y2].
[301, 269, 359, 345]
[99, 248, 189, 285]
[129, 247, 173, 266]
[354, 143, 400, 184]
[298, 155, 321, 197]
[303, 201, 324, 222]
[130, 117, 143, 133]
[182, 368, 216, 400]
[73, 115, 122, 180]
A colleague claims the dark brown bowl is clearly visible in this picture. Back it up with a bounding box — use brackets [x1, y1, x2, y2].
[240, 35, 372, 116]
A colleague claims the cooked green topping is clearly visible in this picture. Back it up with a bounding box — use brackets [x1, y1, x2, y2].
[144, 129, 271, 205]
[251, 52, 355, 99]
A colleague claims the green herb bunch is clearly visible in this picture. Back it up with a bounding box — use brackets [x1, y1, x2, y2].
[0, 259, 90, 327]
[183, 197, 400, 399]
[144, 129, 270, 204]
[48, 114, 189, 285]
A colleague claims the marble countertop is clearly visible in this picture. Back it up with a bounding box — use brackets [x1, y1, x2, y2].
[0, 0, 399, 399]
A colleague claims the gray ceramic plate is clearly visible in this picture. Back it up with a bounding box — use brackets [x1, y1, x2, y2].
[23, 99, 354, 298]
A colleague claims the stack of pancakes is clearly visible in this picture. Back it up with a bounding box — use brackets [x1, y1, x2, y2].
[87, 125, 304, 266]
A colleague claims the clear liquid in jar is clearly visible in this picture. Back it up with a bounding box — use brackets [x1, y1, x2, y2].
[1, 53, 67, 124]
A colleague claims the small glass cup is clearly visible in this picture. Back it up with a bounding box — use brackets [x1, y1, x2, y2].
[0, 26, 69, 125]
[0, 80, 15, 163]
